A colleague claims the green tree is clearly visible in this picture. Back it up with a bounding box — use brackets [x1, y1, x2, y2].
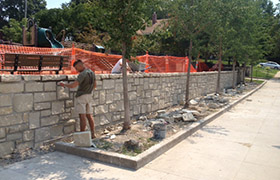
[0, 0, 46, 29]
[264, 0, 280, 61]
[209, 0, 233, 93]
[170, 0, 213, 107]
[0, 18, 27, 42]
[35, 2, 103, 41]
[245, 0, 268, 82]
[35, 8, 66, 35]
[224, 0, 253, 87]
[142, 0, 172, 19]
[99, 0, 148, 130]
[196, 32, 216, 63]
[259, 0, 276, 60]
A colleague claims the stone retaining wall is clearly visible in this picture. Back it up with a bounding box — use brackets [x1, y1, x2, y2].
[0, 71, 241, 157]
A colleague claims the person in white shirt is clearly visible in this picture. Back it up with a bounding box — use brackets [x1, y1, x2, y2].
[111, 59, 132, 74]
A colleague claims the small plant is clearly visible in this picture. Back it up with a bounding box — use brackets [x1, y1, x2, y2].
[256, 64, 261, 77]
[95, 139, 113, 150]
[120, 146, 142, 156]
[142, 138, 158, 150]
[265, 66, 270, 78]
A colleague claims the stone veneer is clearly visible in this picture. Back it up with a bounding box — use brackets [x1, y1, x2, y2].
[0, 71, 242, 157]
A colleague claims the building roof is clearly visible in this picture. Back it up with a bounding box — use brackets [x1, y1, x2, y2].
[136, 19, 169, 35]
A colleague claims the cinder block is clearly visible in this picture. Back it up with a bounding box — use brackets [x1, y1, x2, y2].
[73, 131, 92, 147]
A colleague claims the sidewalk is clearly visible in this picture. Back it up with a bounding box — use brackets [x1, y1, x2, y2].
[1, 73, 280, 180]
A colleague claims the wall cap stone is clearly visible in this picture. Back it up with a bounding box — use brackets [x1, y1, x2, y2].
[0, 71, 234, 82]
[22, 75, 41, 81]
[0, 75, 22, 82]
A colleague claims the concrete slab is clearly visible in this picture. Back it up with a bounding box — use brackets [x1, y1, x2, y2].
[233, 162, 280, 180]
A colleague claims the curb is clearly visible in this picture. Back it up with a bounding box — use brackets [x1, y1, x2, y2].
[55, 81, 267, 170]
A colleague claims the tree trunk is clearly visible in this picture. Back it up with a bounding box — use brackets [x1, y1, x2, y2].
[242, 63, 246, 84]
[184, 39, 193, 108]
[205, 44, 209, 63]
[250, 64, 253, 82]
[232, 57, 236, 88]
[205, 52, 209, 64]
[122, 42, 131, 130]
[216, 38, 222, 94]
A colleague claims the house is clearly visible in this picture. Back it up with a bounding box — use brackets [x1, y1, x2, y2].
[136, 12, 169, 36]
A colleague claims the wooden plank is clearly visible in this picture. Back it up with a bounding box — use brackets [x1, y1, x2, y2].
[19, 59, 39, 66]
[18, 54, 41, 61]
[3, 63, 14, 66]
[42, 60, 60, 62]
[5, 53, 68, 60]
[41, 62, 60, 66]
[4, 60, 15, 63]
[4, 53, 60, 56]
[42, 63, 68, 67]
[43, 56, 61, 61]
[18, 69, 61, 72]
[0, 69, 13, 71]
[42, 62, 60, 64]
[17, 69, 40, 72]
[42, 59, 68, 63]
[41, 69, 60, 71]
[41, 66, 60, 68]
[5, 54, 16, 61]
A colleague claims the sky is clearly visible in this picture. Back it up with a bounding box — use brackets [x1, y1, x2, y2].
[272, 0, 280, 6]
[46, 0, 279, 9]
[46, 0, 70, 9]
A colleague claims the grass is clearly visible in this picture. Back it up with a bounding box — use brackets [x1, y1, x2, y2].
[252, 66, 279, 79]
[245, 79, 264, 84]
[209, 59, 232, 65]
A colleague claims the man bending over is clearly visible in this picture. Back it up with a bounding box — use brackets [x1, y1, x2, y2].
[111, 58, 132, 74]
[59, 60, 96, 139]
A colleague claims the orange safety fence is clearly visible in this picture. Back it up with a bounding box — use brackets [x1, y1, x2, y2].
[0, 44, 197, 74]
[137, 54, 196, 73]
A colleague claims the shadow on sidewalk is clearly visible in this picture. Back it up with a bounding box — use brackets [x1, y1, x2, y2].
[188, 125, 229, 144]
[272, 145, 280, 150]
[7, 152, 130, 180]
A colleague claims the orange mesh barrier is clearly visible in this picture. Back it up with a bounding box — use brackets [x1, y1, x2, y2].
[136, 54, 196, 73]
[74, 48, 121, 74]
[0, 44, 197, 74]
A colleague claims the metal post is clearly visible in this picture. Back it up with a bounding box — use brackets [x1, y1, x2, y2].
[144, 51, 149, 73]
[165, 55, 169, 73]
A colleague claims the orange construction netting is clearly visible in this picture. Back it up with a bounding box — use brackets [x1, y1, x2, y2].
[0, 44, 197, 74]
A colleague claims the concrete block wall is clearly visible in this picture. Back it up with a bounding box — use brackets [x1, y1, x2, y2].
[0, 75, 76, 157]
[0, 71, 240, 157]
